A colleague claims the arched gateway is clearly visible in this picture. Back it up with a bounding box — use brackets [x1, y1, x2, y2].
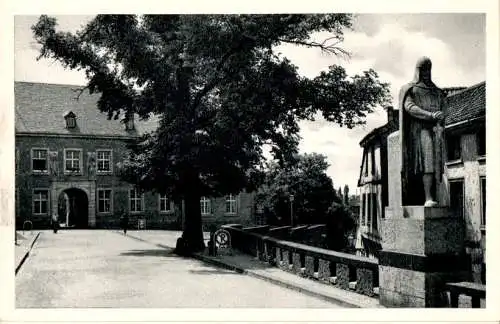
[57, 188, 89, 228]
[51, 181, 96, 228]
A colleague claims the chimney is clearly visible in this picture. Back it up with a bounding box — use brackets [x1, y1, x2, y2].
[384, 105, 398, 126]
[122, 111, 135, 131]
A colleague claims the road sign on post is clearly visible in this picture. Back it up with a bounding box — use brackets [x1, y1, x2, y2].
[214, 229, 232, 255]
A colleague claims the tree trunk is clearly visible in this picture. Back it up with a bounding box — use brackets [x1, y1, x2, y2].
[182, 190, 205, 252]
[177, 167, 205, 253]
[175, 64, 205, 253]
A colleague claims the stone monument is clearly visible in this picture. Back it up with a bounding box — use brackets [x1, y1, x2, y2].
[379, 57, 469, 307]
[399, 57, 446, 207]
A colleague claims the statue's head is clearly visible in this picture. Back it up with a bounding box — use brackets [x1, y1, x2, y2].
[414, 56, 432, 85]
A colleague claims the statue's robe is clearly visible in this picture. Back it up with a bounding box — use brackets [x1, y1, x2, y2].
[399, 82, 446, 205]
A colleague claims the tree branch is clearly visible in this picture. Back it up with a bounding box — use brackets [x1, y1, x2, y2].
[278, 38, 350, 58]
[72, 85, 90, 100]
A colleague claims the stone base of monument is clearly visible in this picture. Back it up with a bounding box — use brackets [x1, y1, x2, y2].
[379, 206, 469, 307]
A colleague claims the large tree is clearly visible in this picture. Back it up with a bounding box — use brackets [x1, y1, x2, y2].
[32, 14, 390, 252]
[255, 153, 341, 226]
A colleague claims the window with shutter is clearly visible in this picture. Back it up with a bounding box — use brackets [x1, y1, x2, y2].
[449, 179, 464, 218]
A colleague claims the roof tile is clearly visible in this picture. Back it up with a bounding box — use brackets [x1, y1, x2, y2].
[15, 82, 158, 136]
[445, 81, 485, 126]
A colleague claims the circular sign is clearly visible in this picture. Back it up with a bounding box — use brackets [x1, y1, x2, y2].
[214, 229, 231, 249]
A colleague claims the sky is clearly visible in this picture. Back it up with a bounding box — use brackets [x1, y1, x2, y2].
[14, 14, 486, 192]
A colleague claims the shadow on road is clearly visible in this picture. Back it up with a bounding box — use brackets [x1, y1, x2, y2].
[188, 269, 244, 275]
[197, 252, 272, 271]
[120, 249, 180, 257]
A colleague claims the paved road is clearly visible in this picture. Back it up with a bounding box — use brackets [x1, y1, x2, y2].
[16, 230, 340, 308]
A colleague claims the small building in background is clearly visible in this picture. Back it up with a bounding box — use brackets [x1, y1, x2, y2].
[355, 105, 399, 259]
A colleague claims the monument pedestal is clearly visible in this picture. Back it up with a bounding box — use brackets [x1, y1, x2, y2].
[379, 206, 469, 307]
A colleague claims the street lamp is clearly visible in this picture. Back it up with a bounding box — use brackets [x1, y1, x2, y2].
[290, 194, 294, 227]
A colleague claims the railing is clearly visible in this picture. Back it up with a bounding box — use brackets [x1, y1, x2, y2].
[446, 282, 486, 308]
[224, 225, 379, 297]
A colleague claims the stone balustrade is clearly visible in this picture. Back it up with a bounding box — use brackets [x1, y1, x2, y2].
[242, 225, 271, 234]
[267, 226, 292, 239]
[224, 225, 379, 297]
[222, 225, 483, 307]
[446, 282, 486, 308]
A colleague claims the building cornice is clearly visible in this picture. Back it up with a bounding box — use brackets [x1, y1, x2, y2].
[445, 116, 485, 131]
[16, 132, 138, 141]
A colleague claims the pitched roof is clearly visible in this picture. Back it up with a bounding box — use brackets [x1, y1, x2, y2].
[359, 122, 396, 147]
[445, 81, 485, 126]
[359, 109, 399, 147]
[15, 82, 159, 137]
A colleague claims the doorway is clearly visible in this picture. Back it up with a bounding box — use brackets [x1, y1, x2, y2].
[58, 188, 89, 228]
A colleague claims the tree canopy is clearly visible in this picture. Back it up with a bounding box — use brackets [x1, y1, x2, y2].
[255, 153, 340, 225]
[32, 14, 391, 251]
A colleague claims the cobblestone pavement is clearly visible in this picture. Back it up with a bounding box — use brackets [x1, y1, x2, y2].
[15, 230, 342, 308]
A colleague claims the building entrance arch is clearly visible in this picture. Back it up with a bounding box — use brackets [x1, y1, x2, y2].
[57, 188, 89, 228]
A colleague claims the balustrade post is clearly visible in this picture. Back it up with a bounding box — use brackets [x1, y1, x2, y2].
[258, 239, 266, 261]
[281, 250, 290, 270]
[356, 268, 375, 296]
[318, 259, 331, 282]
[275, 247, 282, 266]
[255, 239, 260, 260]
[264, 241, 275, 264]
[336, 263, 350, 289]
[304, 255, 315, 278]
[262, 240, 268, 262]
[292, 252, 302, 274]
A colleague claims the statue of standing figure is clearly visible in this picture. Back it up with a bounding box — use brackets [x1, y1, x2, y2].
[399, 57, 446, 207]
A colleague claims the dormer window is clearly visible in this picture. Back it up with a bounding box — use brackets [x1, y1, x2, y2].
[63, 111, 77, 129]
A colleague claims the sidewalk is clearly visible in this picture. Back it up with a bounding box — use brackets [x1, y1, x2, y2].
[124, 230, 382, 308]
[15, 231, 41, 274]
